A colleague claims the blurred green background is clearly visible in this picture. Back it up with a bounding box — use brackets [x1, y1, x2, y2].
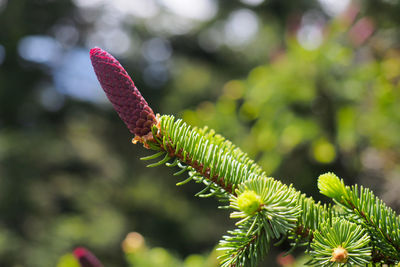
[1, 0, 400, 266]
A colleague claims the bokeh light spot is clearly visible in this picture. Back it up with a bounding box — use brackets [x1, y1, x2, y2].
[112, 0, 159, 18]
[224, 9, 259, 48]
[53, 48, 106, 102]
[319, 0, 350, 17]
[297, 24, 323, 50]
[312, 139, 336, 163]
[160, 0, 217, 21]
[240, 0, 265, 7]
[18, 35, 61, 65]
[142, 38, 172, 62]
[38, 84, 65, 112]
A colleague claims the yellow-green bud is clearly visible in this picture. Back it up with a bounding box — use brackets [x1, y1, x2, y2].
[318, 172, 347, 199]
[237, 190, 262, 215]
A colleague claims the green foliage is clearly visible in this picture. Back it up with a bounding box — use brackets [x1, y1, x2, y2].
[318, 173, 348, 200]
[143, 116, 310, 265]
[56, 254, 80, 267]
[3, 0, 400, 266]
[293, 194, 331, 244]
[126, 247, 183, 267]
[121, 232, 219, 267]
[126, 248, 218, 267]
[218, 177, 301, 267]
[308, 218, 371, 266]
[148, 115, 266, 195]
[230, 178, 300, 233]
[218, 223, 270, 267]
[56, 241, 219, 267]
[319, 173, 400, 264]
[183, 18, 400, 181]
[139, 113, 400, 266]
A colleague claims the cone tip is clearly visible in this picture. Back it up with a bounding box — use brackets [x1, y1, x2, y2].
[73, 247, 88, 258]
[89, 47, 102, 56]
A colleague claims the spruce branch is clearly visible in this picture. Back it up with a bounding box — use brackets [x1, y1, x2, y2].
[307, 218, 371, 266]
[89, 48, 400, 267]
[318, 173, 400, 264]
[230, 178, 301, 232]
[89, 47, 329, 265]
[218, 177, 302, 266]
[292, 194, 332, 243]
[154, 115, 267, 195]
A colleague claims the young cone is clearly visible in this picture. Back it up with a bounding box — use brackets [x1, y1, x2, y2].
[90, 47, 157, 137]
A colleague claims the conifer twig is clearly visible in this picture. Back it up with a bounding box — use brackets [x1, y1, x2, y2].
[89, 47, 399, 267]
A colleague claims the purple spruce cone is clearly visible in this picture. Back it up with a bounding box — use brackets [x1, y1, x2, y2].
[90, 47, 157, 137]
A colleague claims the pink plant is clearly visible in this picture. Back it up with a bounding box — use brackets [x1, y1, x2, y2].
[73, 247, 103, 267]
[90, 47, 157, 137]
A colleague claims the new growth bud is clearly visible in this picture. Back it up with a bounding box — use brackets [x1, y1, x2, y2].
[318, 172, 347, 200]
[90, 47, 157, 137]
[330, 246, 348, 263]
[237, 190, 262, 215]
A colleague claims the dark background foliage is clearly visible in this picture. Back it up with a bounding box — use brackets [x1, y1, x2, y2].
[0, 0, 399, 266]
